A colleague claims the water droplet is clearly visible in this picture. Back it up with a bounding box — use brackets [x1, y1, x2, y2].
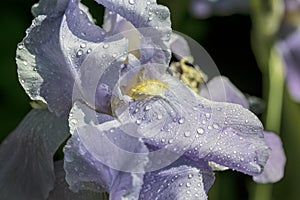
[184, 131, 191, 137]
[157, 114, 163, 120]
[70, 118, 78, 125]
[205, 113, 211, 118]
[103, 44, 109, 49]
[136, 119, 142, 125]
[78, 144, 87, 155]
[17, 43, 24, 50]
[128, 0, 135, 5]
[76, 49, 83, 57]
[178, 118, 185, 124]
[186, 182, 191, 187]
[87, 48, 92, 54]
[245, 119, 249, 124]
[197, 128, 204, 135]
[80, 43, 86, 48]
[188, 174, 193, 179]
[148, 16, 153, 21]
[23, 61, 28, 66]
[213, 123, 219, 129]
[168, 139, 173, 144]
[208, 125, 212, 130]
[144, 105, 151, 111]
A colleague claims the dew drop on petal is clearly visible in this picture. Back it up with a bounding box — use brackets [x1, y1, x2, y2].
[80, 43, 86, 48]
[184, 131, 191, 137]
[17, 43, 24, 50]
[87, 48, 92, 54]
[144, 105, 151, 111]
[178, 117, 185, 124]
[128, 0, 135, 5]
[76, 49, 83, 57]
[70, 118, 78, 126]
[136, 119, 142, 125]
[157, 114, 163, 120]
[213, 123, 219, 129]
[103, 44, 109, 49]
[197, 128, 204, 135]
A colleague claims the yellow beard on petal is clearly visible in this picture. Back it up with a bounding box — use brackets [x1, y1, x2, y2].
[128, 79, 168, 99]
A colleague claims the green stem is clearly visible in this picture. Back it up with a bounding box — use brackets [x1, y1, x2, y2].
[250, 1, 285, 200]
[250, 48, 285, 200]
[265, 48, 285, 131]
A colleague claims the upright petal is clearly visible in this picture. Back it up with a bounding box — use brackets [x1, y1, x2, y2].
[169, 33, 192, 60]
[72, 38, 128, 114]
[17, 0, 108, 116]
[96, 0, 172, 62]
[0, 109, 69, 200]
[253, 132, 286, 183]
[200, 76, 249, 109]
[16, 14, 74, 116]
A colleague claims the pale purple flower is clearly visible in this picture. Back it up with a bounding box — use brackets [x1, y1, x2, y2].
[190, 0, 249, 18]
[277, 24, 300, 102]
[0, 0, 285, 200]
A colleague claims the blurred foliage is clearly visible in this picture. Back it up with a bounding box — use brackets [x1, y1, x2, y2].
[0, 0, 299, 200]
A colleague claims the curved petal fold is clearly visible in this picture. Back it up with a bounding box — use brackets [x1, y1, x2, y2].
[253, 131, 286, 183]
[64, 102, 148, 199]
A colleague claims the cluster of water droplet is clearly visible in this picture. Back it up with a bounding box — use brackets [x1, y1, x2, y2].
[140, 167, 206, 199]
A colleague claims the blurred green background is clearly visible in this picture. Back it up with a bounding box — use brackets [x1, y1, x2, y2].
[0, 0, 299, 200]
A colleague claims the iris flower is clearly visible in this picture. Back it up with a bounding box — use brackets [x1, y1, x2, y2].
[276, 0, 300, 102]
[0, 0, 285, 200]
[190, 0, 249, 18]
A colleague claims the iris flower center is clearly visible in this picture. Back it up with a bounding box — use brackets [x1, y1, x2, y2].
[128, 79, 168, 99]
